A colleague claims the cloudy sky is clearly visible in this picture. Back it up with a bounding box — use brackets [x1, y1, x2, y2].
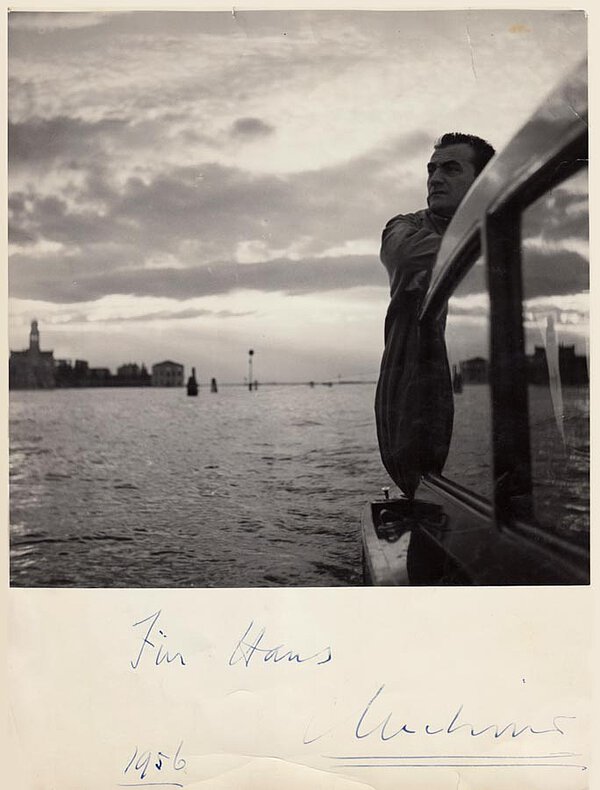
[8, 8, 587, 382]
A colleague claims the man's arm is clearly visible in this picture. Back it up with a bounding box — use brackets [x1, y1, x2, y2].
[381, 214, 442, 295]
[381, 213, 443, 298]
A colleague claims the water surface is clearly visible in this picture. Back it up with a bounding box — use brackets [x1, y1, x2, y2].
[10, 385, 384, 587]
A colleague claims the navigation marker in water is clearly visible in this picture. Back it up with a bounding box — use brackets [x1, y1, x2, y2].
[187, 367, 199, 396]
[248, 349, 254, 392]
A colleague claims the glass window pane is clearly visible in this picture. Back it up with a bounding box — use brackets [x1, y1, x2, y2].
[442, 256, 493, 499]
[521, 167, 589, 535]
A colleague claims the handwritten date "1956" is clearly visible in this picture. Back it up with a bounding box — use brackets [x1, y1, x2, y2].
[121, 741, 186, 787]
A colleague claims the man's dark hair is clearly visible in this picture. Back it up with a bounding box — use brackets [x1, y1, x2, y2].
[434, 132, 495, 176]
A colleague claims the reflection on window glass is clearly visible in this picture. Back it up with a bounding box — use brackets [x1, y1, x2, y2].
[442, 256, 492, 499]
[522, 167, 589, 535]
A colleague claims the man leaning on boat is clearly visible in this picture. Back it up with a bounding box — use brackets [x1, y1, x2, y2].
[375, 133, 495, 499]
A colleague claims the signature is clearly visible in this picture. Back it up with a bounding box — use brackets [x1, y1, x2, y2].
[130, 610, 186, 670]
[228, 620, 332, 668]
[304, 684, 576, 744]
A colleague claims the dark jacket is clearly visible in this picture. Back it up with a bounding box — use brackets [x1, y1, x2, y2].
[375, 210, 454, 498]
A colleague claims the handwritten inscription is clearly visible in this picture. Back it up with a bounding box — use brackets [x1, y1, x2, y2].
[120, 741, 186, 787]
[120, 614, 584, 777]
[228, 621, 332, 668]
[130, 611, 186, 670]
[304, 684, 576, 745]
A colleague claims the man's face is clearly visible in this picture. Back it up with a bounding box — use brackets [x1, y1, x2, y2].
[426, 143, 477, 218]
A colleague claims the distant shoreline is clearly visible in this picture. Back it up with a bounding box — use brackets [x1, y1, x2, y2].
[9, 380, 379, 392]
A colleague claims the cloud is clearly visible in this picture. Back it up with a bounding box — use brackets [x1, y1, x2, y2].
[523, 182, 588, 247]
[522, 248, 588, 299]
[7, 9, 588, 331]
[8, 116, 130, 174]
[55, 307, 256, 324]
[9, 254, 384, 303]
[230, 117, 275, 139]
[448, 301, 488, 317]
[446, 247, 587, 303]
[8, 12, 113, 32]
[8, 223, 36, 247]
[9, 118, 587, 313]
[11, 193, 127, 248]
[8, 128, 427, 306]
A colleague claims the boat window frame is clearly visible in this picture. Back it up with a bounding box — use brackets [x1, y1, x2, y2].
[419, 131, 588, 539]
[419, 230, 496, 517]
[484, 134, 588, 530]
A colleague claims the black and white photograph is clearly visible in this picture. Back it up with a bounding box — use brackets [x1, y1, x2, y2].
[8, 7, 589, 587]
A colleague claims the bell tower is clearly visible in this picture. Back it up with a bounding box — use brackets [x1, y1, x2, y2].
[29, 320, 40, 353]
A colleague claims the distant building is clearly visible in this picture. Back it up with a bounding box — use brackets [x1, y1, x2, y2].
[117, 363, 140, 378]
[139, 363, 151, 386]
[55, 359, 74, 387]
[88, 368, 112, 386]
[9, 320, 55, 389]
[55, 358, 90, 387]
[528, 345, 588, 386]
[460, 356, 488, 384]
[115, 362, 151, 387]
[55, 358, 154, 387]
[152, 360, 184, 387]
